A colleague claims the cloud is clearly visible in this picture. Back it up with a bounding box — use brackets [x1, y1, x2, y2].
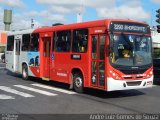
[50, 6, 72, 15]
[11, 19, 41, 30]
[11, 13, 41, 30]
[0, 12, 41, 31]
[0, 6, 40, 31]
[36, 0, 150, 22]
[84, 0, 115, 8]
[36, 0, 115, 15]
[24, 10, 66, 24]
[97, 5, 150, 21]
[0, 0, 151, 31]
[0, 7, 4, 30]
[36, 0, 115, 8]
[151, 0, 160, 3]
[97, 1, 150, 21]
[36, 0, 80, 6]
[0, 0, 25, 8]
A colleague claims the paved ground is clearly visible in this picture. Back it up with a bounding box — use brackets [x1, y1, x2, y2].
[0, 64, 160, 120]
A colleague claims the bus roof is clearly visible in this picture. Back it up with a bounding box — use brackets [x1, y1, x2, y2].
[8, 29, 34, 36]
[33, 19, 149, 33]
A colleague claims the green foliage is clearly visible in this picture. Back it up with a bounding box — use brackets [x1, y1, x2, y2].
[153, 48, 160, 58]
[0, 46, 5, 53]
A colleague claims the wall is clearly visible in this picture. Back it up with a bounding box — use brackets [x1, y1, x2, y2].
[152, 30, 160, 48]
[0, 32, 7, 45]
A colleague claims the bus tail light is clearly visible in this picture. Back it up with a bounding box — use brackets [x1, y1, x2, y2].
[109, 70, 122, 80]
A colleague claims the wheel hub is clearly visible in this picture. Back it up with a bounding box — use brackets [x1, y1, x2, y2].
[75, 77, 82, 88]
[23, 69, 27, 78]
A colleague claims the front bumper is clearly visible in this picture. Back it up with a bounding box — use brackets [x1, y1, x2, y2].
[107, 76, 153, 91]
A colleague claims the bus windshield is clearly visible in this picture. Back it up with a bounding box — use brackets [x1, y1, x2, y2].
[110, 34, 152, 67]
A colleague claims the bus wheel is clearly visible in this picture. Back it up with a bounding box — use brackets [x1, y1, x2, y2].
[22, 64, 29, 80]
[73, 73, 84, 93]
[2, 59, 5, 63]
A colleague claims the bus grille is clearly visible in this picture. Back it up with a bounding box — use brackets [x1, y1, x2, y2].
[126, 81, 142, 86]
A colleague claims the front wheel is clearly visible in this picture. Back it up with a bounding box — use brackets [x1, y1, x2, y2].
[73, 73, 84, 93]
[22, 64, 29, 80]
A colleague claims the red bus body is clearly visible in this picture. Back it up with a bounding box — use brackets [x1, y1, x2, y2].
[6, 19, 153, 92]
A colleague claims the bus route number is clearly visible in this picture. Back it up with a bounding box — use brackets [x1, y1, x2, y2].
[114, 24, 124, 30]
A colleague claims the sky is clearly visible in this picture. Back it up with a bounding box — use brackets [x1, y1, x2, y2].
[0, 0, 160, 30]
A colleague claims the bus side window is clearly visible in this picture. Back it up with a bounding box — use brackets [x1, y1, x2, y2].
[72, 29, 88, 53]
[52, 32, 55, 51]
[7, 36, 14, 51]
[22, 34, 30, 51]
[30, 33, 39, 51]
[55, 30, 71, 52]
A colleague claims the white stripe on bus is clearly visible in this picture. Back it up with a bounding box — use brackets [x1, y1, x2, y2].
[31, 84, 77, 95]
[0, 86, 34, 97]
[14, 85, 57, 96]
[0, 94, 15, 99]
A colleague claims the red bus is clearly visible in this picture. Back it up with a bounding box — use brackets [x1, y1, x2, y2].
[6, 19, 153, 93]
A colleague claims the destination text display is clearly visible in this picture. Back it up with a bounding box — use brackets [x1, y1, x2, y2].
[110, 22, 150, 34]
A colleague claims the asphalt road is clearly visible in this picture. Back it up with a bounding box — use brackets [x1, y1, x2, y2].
[0, 63, 160, 120]
[0, 61, 5, 68]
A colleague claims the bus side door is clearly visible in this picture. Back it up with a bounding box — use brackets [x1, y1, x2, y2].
[40, 32, 52, 80]
[14, 35, 21, 72]
[91, 35, 106, 89]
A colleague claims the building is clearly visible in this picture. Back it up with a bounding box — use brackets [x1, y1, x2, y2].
[152, 30, 160, 49]
[0, 31, 7, 60]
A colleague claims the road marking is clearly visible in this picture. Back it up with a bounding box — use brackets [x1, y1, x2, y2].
[14, 85, 57, 96]
[0, 94, 14, 99]
[31, 84, 77, 95]
[0, 86, 34, 97]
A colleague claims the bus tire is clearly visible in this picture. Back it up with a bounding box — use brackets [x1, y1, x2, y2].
[2, 58, 5, 63]
[22, 64, 29, 80]
[73, 73, 84, 93]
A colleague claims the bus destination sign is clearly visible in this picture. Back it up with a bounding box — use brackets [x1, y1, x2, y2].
[109, 22, 150, 34]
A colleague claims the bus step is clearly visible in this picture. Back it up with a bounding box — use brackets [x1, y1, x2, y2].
[42, 77, 50, 81]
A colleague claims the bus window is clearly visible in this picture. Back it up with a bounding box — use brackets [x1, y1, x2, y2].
[92, 36, 97, 59]
[7, 36, 14, 51]
[52, 32, 55, 51]
[72, 29, 88, 53]
[100, 36, 105, 60]
[30, 33, 39, 51]
[55, 30, 71, 52]
[22, 34, 30, 51]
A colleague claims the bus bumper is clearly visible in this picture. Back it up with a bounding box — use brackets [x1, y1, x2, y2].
[107, 76, 153, 91]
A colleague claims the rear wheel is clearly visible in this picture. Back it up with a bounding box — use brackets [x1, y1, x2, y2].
[22, 64, 29, 80]
[73, 73, 84, 93]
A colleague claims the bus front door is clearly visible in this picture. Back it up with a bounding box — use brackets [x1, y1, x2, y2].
[14, 38, 21, 72]
[42, 37, 51, 80]
[91, 35, 106, 88]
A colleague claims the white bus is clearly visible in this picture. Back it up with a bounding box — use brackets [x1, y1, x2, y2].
[5, 29, 37, 79]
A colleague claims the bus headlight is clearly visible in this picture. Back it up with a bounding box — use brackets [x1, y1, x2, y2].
[109, 70, 122, 80]
[146, 71, 153, 78]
